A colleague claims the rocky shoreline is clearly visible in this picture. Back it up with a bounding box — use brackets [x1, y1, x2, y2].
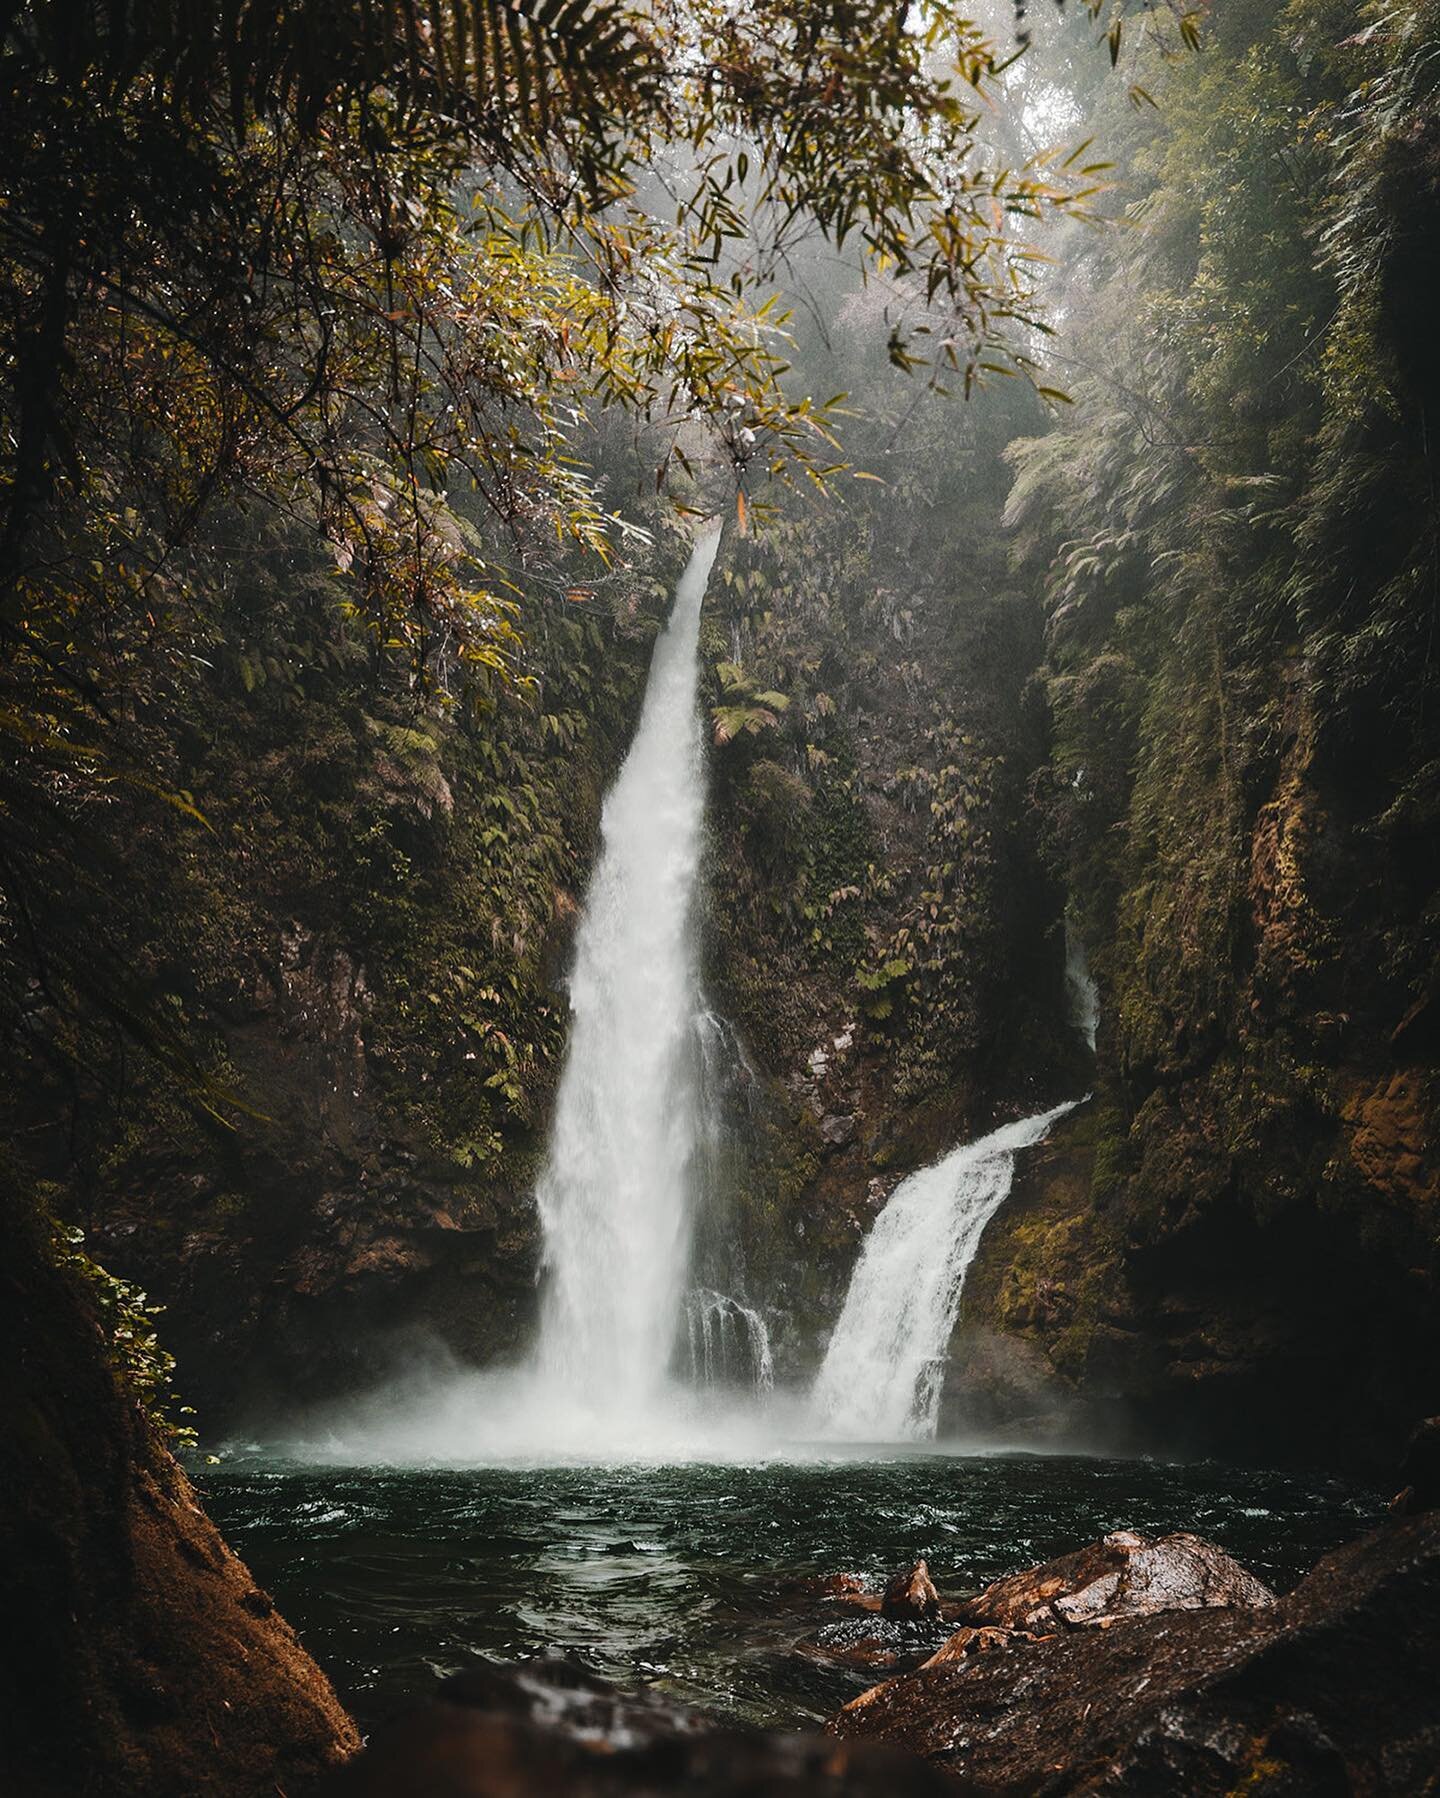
[317, 1428, 1440, 1795]
[830, 1517, 1439, 1791]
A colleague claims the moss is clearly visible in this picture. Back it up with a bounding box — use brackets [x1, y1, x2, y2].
[1089, 1106, 1136, 1203]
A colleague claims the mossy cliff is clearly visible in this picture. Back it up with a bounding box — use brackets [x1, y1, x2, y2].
[942, 0, 1440, 1466]
[6, 3, 1439, 1473]
[0, 511, 690, 1420]
[693, 390, 1087, 1368]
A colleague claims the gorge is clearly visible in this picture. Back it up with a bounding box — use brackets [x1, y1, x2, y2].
[3, 0, 1439, 1792]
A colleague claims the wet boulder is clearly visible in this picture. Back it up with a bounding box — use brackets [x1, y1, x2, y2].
[881, 1559, 942, 1622]
[954, 1528, 1274, 1632]
[817, 1571, 869, 1597]
[320, 1658, 952, 1797]
[811, 1571, 879, 1607]
[796, 1616, 939, 1673]
[832, 1511, 1440, 1796]
[919, 1624, 1027, 1668]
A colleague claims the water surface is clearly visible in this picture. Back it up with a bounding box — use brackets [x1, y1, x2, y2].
[205, 1450, 1378, 1733]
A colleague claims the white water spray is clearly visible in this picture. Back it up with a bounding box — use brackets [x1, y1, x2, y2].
[684, 1289, 775, 1394]
[1064, 912, 1099, 1054]
[810, 1100, 1079, 1441]
[535, 528, 721, 1423]
[247, 528, 1084, 1465]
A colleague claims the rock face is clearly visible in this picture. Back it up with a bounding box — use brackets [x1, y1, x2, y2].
[320, 1660, 951, 1798]
[833, 1513, 1440, 1795]
[946, 1085, 1440, 1468]
[795, 1563, 954, 1673]
[951, 1529, 1275, 1633]
[0, 1190, 359, 1797]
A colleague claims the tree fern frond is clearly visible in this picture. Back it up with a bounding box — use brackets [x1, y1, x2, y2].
[12, 0, 653, 152]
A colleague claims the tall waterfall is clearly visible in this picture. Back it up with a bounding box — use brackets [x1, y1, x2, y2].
[535, 528, 721, 1423]
[810, 1100, 1079, 1441]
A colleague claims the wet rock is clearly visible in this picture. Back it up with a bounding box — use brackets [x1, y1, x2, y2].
[919, 1624, 1027, 1667]
[342, 1233, 432, 1281]
[0, 1205, 359, 1798]
[832, 1512, 1440, 1796]
[320, 1658, 951, 1797]
[953, 1528, 1274, 1633]
[796, 1617, 936, 1672]
[1340, 1072, 1437, 1206]
[881, 1559, 942, 1622]
[814, 1571, 875, 1602]
[1392, 1415, 1440, 1514]
[820, 1113, 857, 1147]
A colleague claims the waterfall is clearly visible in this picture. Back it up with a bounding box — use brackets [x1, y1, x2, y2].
[810, 1100, 1079, 1441]
[1064, 912, 1099, 1053]
[535, 528, 722, 1422]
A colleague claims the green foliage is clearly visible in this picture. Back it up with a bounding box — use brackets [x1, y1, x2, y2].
[52, 1219, 201, 1454]
[1005, 0, 1440, 1258]
[0, 0, 1136, 1165]
[699, 360, 1059, 1104]
[711, 663, 791, 746]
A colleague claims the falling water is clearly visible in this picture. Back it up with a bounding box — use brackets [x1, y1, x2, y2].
[810, 1100, 1079, 1441]
[534, 528, 722, 1425]
[684, 1289, 775, 1394]
[1064, 911, 1100, 1054]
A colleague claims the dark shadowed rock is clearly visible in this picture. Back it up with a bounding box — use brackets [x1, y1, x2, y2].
[832, 1512, 1440, 1795]
[881, 1559, 942, 1622]
[1392, 1415, 1440, 1514]
[0, 1191, 359, 1798]
[319, 1659, 952, 1797]
[953, 1528, 1274, 1632]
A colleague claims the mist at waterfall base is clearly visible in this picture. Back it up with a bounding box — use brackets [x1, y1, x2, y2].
[245, 531, 1083, 1464]
[254, 1085, 1086, 1460]
[209, 537, 1383, 1737]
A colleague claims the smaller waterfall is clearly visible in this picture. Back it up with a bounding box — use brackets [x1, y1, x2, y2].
[683, 1289, 775, 1394]
[1064, 913, 1099, 1054]
[810, 1100, 1079, 1441]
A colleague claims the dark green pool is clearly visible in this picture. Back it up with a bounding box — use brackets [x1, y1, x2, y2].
[203, 1450, 1378, 1735]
